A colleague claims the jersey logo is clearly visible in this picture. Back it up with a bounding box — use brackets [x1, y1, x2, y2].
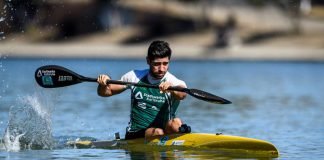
[135, 92, 143, 99]
[151, 106, 159, 111]
[138, 102, 146, 109]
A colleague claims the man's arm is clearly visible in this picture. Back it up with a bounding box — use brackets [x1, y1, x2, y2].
[97, 74, 126, 97]
[171, 85, 187, 100]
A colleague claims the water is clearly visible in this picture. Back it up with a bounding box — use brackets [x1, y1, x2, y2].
[0, 58, 323, 159]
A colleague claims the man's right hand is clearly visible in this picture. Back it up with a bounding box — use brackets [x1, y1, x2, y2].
[97, 74, 110, 86]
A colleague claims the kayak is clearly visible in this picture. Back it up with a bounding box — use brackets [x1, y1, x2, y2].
[67, 133, 279, 158]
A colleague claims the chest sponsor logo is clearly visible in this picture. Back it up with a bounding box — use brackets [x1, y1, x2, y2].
[135, 92, 143, 99]
[134, 91, 166, 103]
[143, 93, 165, 103]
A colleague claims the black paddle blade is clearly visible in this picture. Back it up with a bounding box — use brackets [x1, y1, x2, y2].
[188, 89, 232, 104]
[35, 65, 83, 88]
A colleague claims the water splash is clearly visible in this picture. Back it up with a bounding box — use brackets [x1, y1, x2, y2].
[2, 128, 24, 152]
[3, 94, 55, 151]
[0, 0, 9, 41]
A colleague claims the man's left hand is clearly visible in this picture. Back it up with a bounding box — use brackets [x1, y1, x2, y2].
[159, 81, 172, 93]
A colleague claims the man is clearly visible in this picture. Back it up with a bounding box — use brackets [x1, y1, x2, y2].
[97, 40, 188, 139]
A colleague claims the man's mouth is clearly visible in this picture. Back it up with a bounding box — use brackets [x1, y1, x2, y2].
[154, 72, 165, 78]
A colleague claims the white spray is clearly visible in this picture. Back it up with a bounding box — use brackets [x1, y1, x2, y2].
[3, 93, 55, 151]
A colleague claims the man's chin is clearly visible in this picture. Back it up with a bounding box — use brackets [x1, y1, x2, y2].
[153, 74, 165, 79]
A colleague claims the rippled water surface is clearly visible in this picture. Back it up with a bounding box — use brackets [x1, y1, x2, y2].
[0, 58, 323, 159]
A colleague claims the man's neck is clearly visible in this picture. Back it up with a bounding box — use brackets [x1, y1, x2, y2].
[147, 72, 164, 84]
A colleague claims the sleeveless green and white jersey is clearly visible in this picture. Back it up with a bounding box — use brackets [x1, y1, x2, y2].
[121, 69, 186, 132]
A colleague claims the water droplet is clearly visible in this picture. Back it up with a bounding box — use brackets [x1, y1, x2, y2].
[0, 17, 5, 22]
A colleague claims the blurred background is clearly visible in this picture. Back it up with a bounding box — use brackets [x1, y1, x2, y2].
[0, 0, 323, 59]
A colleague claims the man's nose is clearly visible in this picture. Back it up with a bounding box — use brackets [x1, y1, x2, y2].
[158, 64, 166, 71]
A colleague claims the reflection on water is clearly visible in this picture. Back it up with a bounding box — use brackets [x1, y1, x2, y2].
[0, 59, 323, 159]
[127, 149, 278, 160]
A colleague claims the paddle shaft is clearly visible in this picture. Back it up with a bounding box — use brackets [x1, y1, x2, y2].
[81, 77, 187, 93]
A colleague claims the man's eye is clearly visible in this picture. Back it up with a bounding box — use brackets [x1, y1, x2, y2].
[153, 63, 160, 66]
[152, 62, 168, 66]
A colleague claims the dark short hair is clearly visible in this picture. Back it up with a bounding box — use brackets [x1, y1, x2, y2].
[147, 40, 172, 60]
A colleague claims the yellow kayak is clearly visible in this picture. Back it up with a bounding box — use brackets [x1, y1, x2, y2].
[68, 133, 279, 158]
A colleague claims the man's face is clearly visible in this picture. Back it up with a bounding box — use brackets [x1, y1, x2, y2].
[147, 57, 170, 79]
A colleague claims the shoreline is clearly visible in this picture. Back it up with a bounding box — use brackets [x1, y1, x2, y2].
[1, 43, 324, 61]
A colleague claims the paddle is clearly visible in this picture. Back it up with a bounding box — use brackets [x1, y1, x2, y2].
[35, 65, 231, 104]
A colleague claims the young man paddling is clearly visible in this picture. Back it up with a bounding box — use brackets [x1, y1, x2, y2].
[97, 40, 188, 139]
